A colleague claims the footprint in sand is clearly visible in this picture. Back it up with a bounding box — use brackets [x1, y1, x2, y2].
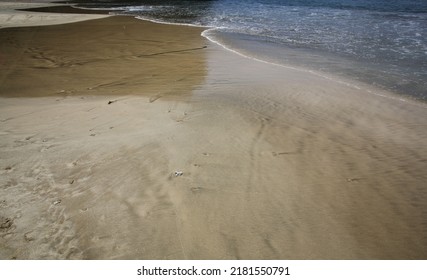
[40, 145, 56, 153]
[191, 186, 203, 193]
[24, 231, 36, 242]
[66, 161, 78, 168]
[3, 179, 18, 191]
[4, 166, 13, 172]
[0, 200, 7, 208]
[0, 216, 13, 231]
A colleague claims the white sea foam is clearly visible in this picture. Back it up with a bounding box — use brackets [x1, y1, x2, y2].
[135, 16, 212, 29]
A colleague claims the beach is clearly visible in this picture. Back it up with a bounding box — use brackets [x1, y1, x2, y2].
[1, 2, 426, 259]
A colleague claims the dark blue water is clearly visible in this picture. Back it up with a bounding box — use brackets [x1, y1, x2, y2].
[76, 0, 427, 100]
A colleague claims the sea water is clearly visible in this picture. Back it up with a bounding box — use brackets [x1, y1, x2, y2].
[76, 0, 427, 101]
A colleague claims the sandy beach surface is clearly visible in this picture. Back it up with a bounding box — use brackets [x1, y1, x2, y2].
[1, 3, 426, 259]
[0, 1, 109, 29]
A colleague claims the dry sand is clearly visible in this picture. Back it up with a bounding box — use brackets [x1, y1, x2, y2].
[1, 4, 426, 259]
[0, 2, 109, 29]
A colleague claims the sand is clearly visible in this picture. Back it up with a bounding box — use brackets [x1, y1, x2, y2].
[0, 2, 109, 29]
[1, 3, 427, 259]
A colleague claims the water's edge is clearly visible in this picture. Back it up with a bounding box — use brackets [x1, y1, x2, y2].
[72, 2, 427, 106]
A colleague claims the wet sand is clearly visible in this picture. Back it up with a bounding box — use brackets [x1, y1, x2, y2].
[1, 4, 427, 259]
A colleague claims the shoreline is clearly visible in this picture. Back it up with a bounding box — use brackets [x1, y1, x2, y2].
[2, 1, 425, 106]
[200, 29, 427, 109]
[1, 2, 427, 259]
[67, 1, 427, 105]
